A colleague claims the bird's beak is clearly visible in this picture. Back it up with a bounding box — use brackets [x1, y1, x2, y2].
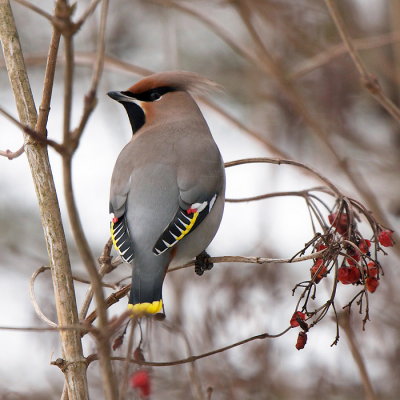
[107, 91, 128, 102]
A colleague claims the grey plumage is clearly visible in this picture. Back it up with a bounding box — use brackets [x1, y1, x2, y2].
[109, 71, 225, 314]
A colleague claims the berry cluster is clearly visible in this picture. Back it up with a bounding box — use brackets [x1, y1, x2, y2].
[292, 203, 394, 349]
[310, 212, 393, 294]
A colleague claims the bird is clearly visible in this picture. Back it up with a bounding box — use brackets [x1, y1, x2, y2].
[108, 71, 225, 315]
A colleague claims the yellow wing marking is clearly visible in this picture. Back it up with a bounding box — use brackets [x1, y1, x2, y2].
[175, 211, 198, 241]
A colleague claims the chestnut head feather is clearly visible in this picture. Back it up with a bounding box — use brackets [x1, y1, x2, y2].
[126, 71, 223, 96]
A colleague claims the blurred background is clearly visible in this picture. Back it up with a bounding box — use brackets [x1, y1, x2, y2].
[1, 0, 400, 398]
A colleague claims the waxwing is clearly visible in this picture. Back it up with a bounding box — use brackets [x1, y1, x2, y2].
[108, 71, 225, 315]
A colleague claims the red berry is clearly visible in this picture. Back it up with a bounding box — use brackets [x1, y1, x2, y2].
[358, 239, 371, 254]
[310, 261, 327, 283]
[328, 212, 348, 235]
[328, 212, 337, 225]
[338, 267, 351, 284]
[366, 277, 379, 293]
[338, 266, 360, 284]
[316, 243, 327, 252]
[366, 261, 378, 278]
[290, 311, 306, 328]
[348, 266, 361, 284]
[130, 370, 151, 397]
[346, 248, 360, 267]
[295, 332, 307, 350]
[378, 230, 393, 247]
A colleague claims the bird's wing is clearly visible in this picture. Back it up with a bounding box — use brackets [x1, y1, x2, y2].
[109, 178, 135, 263]
[152, 190, 219, 256]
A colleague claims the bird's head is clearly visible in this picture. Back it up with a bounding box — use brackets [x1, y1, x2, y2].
[107, 71, 222, 134]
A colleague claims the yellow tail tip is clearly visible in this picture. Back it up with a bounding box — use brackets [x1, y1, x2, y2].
[128, 300, 163, 315]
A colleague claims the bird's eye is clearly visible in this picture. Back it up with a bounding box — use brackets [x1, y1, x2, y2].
[150, 92, 161, 101]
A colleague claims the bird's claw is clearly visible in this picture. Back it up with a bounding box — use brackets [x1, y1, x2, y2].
[194, 250, 213, 276]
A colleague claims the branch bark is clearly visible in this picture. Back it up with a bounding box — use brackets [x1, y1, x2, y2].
[0, 1, 88, 399]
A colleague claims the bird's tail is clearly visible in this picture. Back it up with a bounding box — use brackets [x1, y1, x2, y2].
[128, 266, 164, 315]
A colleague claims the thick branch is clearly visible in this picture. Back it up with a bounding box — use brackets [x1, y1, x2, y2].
[0, 1, 88, 398]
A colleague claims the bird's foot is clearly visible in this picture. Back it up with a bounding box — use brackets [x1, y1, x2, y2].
[195, 250, 213, 276]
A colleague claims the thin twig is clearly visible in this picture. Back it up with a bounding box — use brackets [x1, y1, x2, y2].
[0, 145, 24, 159]
[118, 320, 136, 400]
[85, 249, 327, 326]
[290, 30, 400, 80]
[36, 28, 61, 135]
[0, 106, 66, 153]
[0, 324, 92, 333]
[338, 312, 376, 400]
[72, 0, 109, 144]
[150, 0, 265, 74]
[162, 321, 204, 400]
[225, 188, 334, 203]
[324, 0, 400, 126]
[200, 97, 291, 158]
[75, 0, 102, 27]
[92, 327, 292, 367]
[12, 0, 61, 27]
[224, 158, 342, 196]
[62, 34, 74, 144]
[79, 238, 114, 320]
[29, 266, 57, 327]
[169, 250, 328, 272]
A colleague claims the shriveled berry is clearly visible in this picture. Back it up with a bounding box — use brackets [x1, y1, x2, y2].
[310, 260, 327, 283]
[133, 347, 145, 362]
[290, 311, 306, 328]
[358, 239, 371, 254]
[112, 335, 124, 351]
[296, 331, 307, 350]
[130, 370, 151, 397]
[378, 230, 393, 247]
[366, 277, 379, 293]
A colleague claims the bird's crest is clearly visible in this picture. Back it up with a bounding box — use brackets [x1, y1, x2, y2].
[126, 71, 223, 96]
